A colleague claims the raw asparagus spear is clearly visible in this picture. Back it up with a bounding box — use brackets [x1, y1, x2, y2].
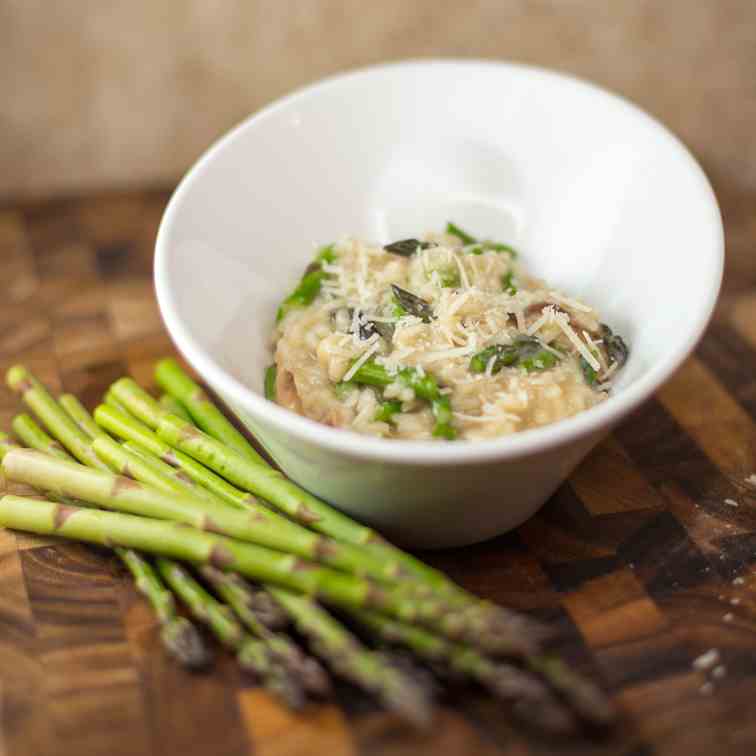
[6, 366, 107, 470]
[120, 549, 211, 670]
[2, 425, 210, 670]
[0, 490, 448, 648]
[199, 566, 330, 697]
[269, 587, 432, 728]
[155, 557, 304, 709]
[352, 610, 577, 734]
[343, 357, 455, 439]
[156, 358, 265, 463]
[159, 393, 193, 423]
[59, 394, 109, 440]
[12, 414, 71, 460]
[119, 442, 222, 506]
[95, 404, 262, 511]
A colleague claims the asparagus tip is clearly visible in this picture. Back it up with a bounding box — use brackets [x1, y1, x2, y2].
[161, 617, 213, 671]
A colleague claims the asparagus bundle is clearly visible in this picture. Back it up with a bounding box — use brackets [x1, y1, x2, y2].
[5, 370, 433, 722]
[0, 363, 616, 732]
[5, 380, 298, 697]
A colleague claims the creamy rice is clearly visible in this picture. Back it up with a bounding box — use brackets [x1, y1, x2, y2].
[270, 226, 628, 441]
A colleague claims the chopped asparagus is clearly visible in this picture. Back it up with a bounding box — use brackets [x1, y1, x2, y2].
[346, 358, 455, 440]
[470, 337, 559, 375]
[264, 364, 277, 402]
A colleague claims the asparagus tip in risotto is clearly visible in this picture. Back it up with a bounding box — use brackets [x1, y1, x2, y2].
[269, 224, 628, 441]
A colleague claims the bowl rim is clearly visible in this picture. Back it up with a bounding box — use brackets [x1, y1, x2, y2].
[155, 58, 724, 466]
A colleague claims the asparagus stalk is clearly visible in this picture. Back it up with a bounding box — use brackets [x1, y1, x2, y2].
[94, 404, 261, 512]
[342, 358, 455, 439]
[12, 414, 71, 461]
[158, 393, 193, 423]
[155, 358, 265, 463]
[59, 394, 109, 440]
[155, 557, 305, 709]
[104, 389, 130, 414]
[0, 481, 467, 642]
[6, 366, 108, 470]
[352, 610, 576, 734]
[120, 549, 211, 670]
[268, 587, 432, 728]
[119, 442, 222, 506]
[3, 423, 210, 670]
[87, 437, 428, 591]
[199, 566, 330, 697]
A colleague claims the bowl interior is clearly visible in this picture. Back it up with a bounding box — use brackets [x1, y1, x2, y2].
[157, 61, 722, 454]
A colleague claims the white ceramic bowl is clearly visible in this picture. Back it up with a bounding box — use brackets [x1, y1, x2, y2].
[155, 60, 723, 548]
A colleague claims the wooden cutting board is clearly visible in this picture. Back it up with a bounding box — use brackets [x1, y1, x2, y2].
[1, 191, 755, 756]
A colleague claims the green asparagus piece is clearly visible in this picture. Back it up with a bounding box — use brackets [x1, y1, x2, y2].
[120, 549, 211, 669]
[6, 419, 211, 670]
[59, 394, 109, 440]
[0, 490, 456, 642]
[199, 566, 330, 696]
[132, 367, 553, 653]
[276, 244, 336, 323]
[6, 366, 107, 470]
[269, 587, 432, 728]
[445, 223, 518, 257]
[119, 442, 221, 506]
[445, 222, 477, 245]
[344, 358, 455, 439]
[352, 610, 577, 734]
[469, 338, 559, 375]
[264, 364, 277, 403]
[373, 400, 402, 424]
[159, 394, 193, 422]
[155, 358, 265, 463]
[94, 404, 261, 512]
[155, 557, 305, 709]
[12, 414, 71, 460]
[104, 389, 130, 414]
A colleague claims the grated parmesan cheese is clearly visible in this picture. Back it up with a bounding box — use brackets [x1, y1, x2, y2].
[342, 337, 381, 383]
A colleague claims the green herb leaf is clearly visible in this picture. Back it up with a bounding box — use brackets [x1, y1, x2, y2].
[470, 337, 559, 375]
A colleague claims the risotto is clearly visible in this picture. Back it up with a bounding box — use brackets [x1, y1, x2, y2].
[268, 224, 628, 441]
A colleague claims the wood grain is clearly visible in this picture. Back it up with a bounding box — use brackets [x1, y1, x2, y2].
[0, 190, 755, 755]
